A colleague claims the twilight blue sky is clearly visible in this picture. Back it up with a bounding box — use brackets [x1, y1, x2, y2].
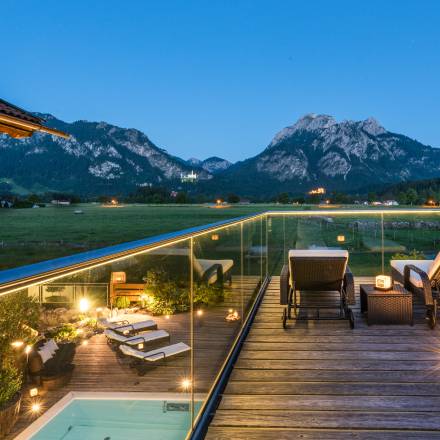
[2, 0, 439, 162]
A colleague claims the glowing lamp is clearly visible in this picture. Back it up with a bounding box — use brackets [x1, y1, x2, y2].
[375, 275, 392, 291]
[138, 343, 144, 350]
[196, 309, 203, 317]
[29, 388, 39, 397]
[211, 234, 219, 241]
[81, 340, 88, 346]
[31, 403, 41, 414]
[181, 378, 192, 391]
[79, 298, 90, 313]
[25, 345, 32, 355]
[337, 235, 345, 243]
[165, 314, 170, 320]
[216, 199, 222, 205]
[11, 340, 24, 348]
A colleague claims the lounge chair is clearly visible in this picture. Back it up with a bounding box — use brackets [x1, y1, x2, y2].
[104, 329, 170, 348]
[119, 342, 191, 375]
[390, 253, 439, 328]
[106, 319, 158, 335]
[148, 248, 233, 285]
[280, 249, 355, 329]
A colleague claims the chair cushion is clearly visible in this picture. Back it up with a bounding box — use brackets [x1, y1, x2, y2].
[45, 339, 59, 355]
[38, 345, 53, 364]
[428, 252, 440, 280]
[289, 249, 349, 259]
[390, 259, 433, 288]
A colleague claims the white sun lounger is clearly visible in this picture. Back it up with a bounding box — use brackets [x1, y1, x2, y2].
[119, 342, 190, 362]
[106, 319, 157, 335]
[105, 329, 170, 346]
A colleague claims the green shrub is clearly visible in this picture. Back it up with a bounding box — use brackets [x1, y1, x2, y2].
[391, 249, 426, 260]
[0, 366, 22, 408]
[113, 296, 131, 309]
[142, 269, 223, 315]
[47, 323, 78, 343]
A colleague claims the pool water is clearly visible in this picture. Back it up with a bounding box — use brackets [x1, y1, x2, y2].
[30, 399, 201, 440]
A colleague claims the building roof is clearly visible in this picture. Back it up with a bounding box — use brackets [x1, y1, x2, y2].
[0, 98, 69, 139]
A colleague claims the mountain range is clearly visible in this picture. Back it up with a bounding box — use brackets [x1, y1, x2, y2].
[0, 112, 439, 198]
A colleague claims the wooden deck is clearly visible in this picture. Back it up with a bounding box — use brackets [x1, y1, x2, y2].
[6, 276, 260, 439]
[207, 276, 440, 439]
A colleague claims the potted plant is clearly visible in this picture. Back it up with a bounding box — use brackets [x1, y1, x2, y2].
[0, 291, 39, 437]
[0, 366, 22, 438]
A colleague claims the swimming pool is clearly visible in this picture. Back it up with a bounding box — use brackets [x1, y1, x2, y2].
[17, 392, 202, 440]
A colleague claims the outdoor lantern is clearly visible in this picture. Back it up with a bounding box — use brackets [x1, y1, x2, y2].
[211, 234, 219, 241]
[337, 235, 345, 242]
[138, 343, 144, 350]
[375, 275, 392, 291]
[79, 298, 90, 313]
[29, 388, 39, 397]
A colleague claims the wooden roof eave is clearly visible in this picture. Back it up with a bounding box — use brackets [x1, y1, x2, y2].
[0, 113, 70, 139]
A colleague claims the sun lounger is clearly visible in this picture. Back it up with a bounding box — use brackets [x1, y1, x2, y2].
[104, 329, 170, 348]
[107, 319, 157, 335]
[390, 252, 439, 328]
[280, 249, 355, 329]
[119, 342, 191, 374]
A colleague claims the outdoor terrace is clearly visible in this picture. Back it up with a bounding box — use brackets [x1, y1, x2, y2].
[1, 210, 440, 439]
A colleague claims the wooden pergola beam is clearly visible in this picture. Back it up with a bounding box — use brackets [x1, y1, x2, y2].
[0, 113, 69, 139]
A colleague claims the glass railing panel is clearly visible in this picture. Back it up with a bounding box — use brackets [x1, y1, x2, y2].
[0, 239, 194, 439]
[191, 222, 243, 425]
[382, 211, 440, 274]
[268, 212, 384, 278]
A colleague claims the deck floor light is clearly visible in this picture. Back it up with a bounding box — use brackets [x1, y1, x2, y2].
[181, 378, 192, 391]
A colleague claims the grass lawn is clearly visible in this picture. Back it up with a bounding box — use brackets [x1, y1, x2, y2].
[0, 204, 279, 269]
[1, 204, 439, 272]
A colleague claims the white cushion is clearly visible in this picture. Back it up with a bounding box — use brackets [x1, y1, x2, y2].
[38, 345, 53, 364]
[45, 339, 59, 355]
[390, 259, 433, 288]
[428, 252, 440, 279]
[289, 249, 348, 259]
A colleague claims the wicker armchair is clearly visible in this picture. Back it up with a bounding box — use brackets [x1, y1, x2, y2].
[391, 256, 439, 329]
[280, 250, 355, 329]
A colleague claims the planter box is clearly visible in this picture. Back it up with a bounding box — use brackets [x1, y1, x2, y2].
[0, 392, 21, 438]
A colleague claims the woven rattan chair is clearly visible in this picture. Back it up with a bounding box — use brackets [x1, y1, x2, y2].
[390, 254, 439, 328]
[280, 250, 355, 329]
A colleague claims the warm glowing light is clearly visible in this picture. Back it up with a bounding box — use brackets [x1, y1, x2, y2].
[181, 378, 192, 391]
[225, 309, 240, 322]
[29, 388, 39, 397]
[96, 307, 103, 312]
[196, 309, 203, 317]
[165, 314, 170, 320]
[11, 340, 24, 348]
[375, 275, 392, 290]
[31, 403, 41, 413]
[76, 328, 84, 335]
[111, 199, 118, 205]
[308, 187, 326, 195]
[123, 330, 130, 335]
[211, 234, 219, 241]
[216, 199, 222, 205]
[25, 345, 32, 355]
[228, 308, 233, 314]
[79, 298, 90, 313]
[81, 340, 88, 346]
[337, 235, 345, 242]
[138, 343, 144, 350]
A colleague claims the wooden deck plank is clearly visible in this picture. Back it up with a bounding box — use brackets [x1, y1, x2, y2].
[206, 276, 440, 438]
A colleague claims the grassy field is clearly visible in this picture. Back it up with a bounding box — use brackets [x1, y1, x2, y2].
[0, 204, 279, 269]
[1, 204, 440, 272]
